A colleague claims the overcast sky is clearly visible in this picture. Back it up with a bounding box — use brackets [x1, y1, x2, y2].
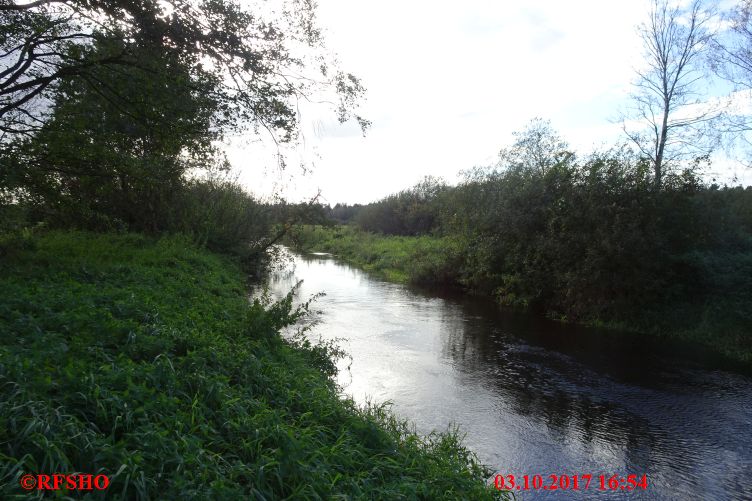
[227, 0, 750, 205]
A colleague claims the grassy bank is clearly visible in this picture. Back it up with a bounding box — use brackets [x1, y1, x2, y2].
[0, 231, 502, 500]
[289, 225, 463, 286]
[291, 225, 752, 365]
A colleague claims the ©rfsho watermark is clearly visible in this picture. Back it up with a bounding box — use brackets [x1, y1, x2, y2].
[19, 473, 110, 492]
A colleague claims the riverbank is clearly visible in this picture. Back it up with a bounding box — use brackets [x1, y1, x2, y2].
[290, 225, 463, 286]
[291, 225, 752, 366]
[0, 230, 503, 499]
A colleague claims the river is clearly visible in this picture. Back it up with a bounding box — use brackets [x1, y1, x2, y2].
[266, 250, 752, 500]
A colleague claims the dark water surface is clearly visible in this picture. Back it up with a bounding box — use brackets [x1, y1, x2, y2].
[267, 250, 752, 500]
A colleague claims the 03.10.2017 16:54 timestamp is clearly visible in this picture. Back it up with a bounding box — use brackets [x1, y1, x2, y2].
[494, 473, 648, 493]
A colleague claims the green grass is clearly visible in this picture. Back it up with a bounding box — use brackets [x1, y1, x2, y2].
[0, 230, 504, 500]
[289, 225, 463, 286]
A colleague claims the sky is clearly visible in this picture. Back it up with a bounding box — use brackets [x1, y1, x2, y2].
[227, 0, 751, 205]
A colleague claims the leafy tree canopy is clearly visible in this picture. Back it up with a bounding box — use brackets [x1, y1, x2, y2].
[0, 0, 368, 141]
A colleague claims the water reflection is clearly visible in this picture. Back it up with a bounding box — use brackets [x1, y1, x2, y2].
[267, 250, 752, 500]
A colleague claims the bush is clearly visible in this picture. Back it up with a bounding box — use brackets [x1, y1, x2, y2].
[354, 176, 446, 236]
[166, 177, 272, 258]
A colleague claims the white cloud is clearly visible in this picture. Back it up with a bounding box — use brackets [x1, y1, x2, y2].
[228, 0, 748, 204]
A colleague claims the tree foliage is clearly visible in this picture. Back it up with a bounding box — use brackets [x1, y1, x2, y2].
[354, 176, 447, 236]
[2, 37, 221, 227]
[0, 0, 367, 139]
[497, 118, 573, 176]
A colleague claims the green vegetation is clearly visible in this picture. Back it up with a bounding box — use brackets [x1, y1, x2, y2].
[295, 221, 752, 364]
[0, 0, 366, 254]
[291, 225, 461, 285]
[300, 123, 752, 365]
[0, 231, 502, 499]
[2, 0, 751, 496]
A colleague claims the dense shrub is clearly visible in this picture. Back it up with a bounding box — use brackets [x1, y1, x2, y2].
[165, 177, 272, 258]
[443, 154, 752, 334]
[354, 176, 446, 236]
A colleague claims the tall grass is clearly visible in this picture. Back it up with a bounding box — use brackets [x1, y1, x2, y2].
[289, 225, 463, 286]
[0, 231, 503, 499]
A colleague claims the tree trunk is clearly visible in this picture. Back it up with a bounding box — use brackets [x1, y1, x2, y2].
[655, 102, 670, 189]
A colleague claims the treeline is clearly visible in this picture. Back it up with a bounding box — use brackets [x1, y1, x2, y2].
[309, 177, 445, 234]
[311, 122, 752, 354]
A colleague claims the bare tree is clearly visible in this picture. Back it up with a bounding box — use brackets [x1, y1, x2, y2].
[712, 1, 752, 87]
[709, 1, 752, 159]
[621, 0, 717, 187]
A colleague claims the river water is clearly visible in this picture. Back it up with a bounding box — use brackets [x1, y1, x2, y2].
[266, 250, 752, 500]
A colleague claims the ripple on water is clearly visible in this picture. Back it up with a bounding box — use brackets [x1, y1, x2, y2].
[269, 250, 752, 501]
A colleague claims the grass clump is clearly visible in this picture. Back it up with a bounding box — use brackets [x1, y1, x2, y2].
[0, 231, 503, 500]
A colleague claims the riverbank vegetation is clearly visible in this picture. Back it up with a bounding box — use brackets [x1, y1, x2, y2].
[292, 225, 462, 285]
[0, 231, 502, 499]
[293, 123, 752, 364]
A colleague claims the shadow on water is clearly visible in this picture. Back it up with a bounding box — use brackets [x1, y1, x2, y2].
[274, 250, 752, 501]
[420, 282, 752, 378]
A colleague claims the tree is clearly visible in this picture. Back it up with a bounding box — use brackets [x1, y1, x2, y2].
[0, 0, 367, 141]
[1, 37, 220, 230]
[621, 0, 716, 187]
[497, 118, 573, 177]
[710, 0, 752, 158]
[712, 2, 752, 87]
